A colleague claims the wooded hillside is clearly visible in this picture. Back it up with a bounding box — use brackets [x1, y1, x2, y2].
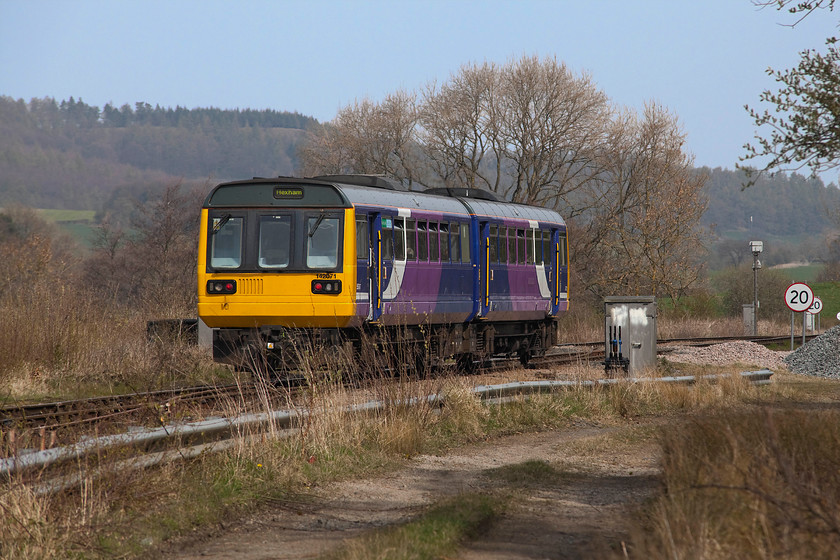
[1, 95, 838, 246]
[700, 166, 840, 238]
[0, 96, 313, 210]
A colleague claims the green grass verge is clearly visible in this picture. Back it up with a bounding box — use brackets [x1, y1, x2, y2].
[321, 493, 502, 560]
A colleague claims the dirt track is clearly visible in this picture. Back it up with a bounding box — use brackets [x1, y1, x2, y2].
[166, 422, 661, 560]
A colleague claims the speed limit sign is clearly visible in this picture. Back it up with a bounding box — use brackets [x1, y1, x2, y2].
[785, 282, 814, 312]
[807, 296, 823, 315]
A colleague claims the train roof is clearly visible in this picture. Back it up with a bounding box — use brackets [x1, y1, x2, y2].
[338, 184, 469, 215]
[459, 198, 565, 226]
[204, 176, 565, 226]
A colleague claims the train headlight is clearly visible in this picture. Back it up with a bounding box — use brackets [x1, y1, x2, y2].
[311, 279, 341, 295]
[207, 280, 236, 294]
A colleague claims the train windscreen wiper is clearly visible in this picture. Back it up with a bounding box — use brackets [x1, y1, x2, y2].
[308, 213, 325, 237]
[212, 214, 231, 234]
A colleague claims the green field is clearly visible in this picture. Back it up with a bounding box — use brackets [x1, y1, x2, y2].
[35, 208, 98, 249]
[36, 209, 96, 222]
[772, 264, 824, 283]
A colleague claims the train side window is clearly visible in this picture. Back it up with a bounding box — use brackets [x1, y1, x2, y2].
[210, 216, 243, 269]
[429, 222, 439, 262]
[406, 218, 417, 260]
[450, 222, 460, 262]
[440, 223, 450, 262]
[507, 227, 516, 264]
[517, 229, 526, 264]
[356, 218, 368, 260]
[306, 215, 340, 269]
[558, 233, 567, 265]
[542, 231, 551, 265]
[258, 215, 292, 269]
[527, 229, 535, 264]
[460, 223, 471, 262]
[489, 225, 498, 263]
[499, 227, 507, 263]
[535, 229, 543, 264]
[394, 218, 406, 261]
[418, 221, 428, 261]
[381, 217, 394, 261]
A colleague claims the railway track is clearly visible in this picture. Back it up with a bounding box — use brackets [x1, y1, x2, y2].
[0, 333, 806, 456]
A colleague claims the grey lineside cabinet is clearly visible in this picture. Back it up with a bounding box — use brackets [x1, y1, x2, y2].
[604, 296, 657, 375]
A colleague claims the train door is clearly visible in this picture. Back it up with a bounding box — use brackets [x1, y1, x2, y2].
[549, 228, 563, 316]
[368, 213, 383, 322]
[355, 214, 371, 320]
[479, 221, 491, 317]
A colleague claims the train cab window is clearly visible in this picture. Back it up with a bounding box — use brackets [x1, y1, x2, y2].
[558, 233, 567, 265]
[499, 227, 508, 263]
[406, 218, 417, 260]
[460, 224, 471, 263]
[489, 225, 498, 263]
[429, 222, 439, 262]
[210, 216, 243, 269]
[517, 229, 526, 264]
[381, 217, 394, 261]
[418, 221, 428, 261]
[450, 222, 460, 262]
[542, 231, 551, 265]
[258, 215, 292, 269]
[440, 223, 450, 262]
[356, 218, 368, 260]
[527, 230, 535, 264]
[306, 215, 340, 269]
[394, 218, 406, 261]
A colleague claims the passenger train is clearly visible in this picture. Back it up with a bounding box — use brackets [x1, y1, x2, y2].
[197, 175, 569, 374]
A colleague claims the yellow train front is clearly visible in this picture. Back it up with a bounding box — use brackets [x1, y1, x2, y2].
[198, 177, 358, 369]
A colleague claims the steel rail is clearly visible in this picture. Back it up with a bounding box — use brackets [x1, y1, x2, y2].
[3, 370, 773, 484]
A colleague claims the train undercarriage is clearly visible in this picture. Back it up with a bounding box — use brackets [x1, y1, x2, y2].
[211, 318, 559, 380]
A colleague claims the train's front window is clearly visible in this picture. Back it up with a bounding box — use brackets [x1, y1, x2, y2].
[210, 216, 243, 268]
[259, 215, 292, 269]
[307, 215, 339, 269]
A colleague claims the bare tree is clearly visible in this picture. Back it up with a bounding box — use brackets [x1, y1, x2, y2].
[83, 183, 204, 315]
[419, 61, 504, 191]
[298, 56, 707, 303]
[573, 103, 708, 300]
[298, 91, 423, 187]
[418, 56, 612, 209]
[496, 55, 611, 209]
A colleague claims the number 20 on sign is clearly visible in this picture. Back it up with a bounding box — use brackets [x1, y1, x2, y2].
[784, 282, 814, 313]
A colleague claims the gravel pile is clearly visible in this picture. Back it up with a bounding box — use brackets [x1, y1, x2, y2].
[664, 341, 789, 370]
[784, 326, 840, 378]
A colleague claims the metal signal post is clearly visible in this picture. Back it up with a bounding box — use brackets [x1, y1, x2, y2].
[750, 241, 763, 336]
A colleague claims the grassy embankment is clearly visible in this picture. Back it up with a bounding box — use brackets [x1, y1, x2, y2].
[2, 343, 839, 559]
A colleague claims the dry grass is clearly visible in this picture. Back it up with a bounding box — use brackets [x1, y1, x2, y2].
[1, 352, 833, 559]
[630, 406, 840, 559]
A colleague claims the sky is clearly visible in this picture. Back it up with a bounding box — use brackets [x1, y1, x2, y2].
[1, 0, 837, 182]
